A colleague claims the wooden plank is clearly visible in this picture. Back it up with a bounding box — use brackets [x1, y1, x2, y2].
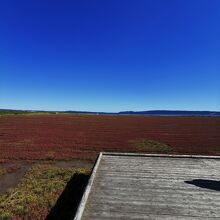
[74, 153, 220, 220]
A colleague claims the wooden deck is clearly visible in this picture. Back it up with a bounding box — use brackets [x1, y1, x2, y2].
[74, 153, 220, 220]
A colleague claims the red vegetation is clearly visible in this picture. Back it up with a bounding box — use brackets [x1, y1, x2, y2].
[0, 114, 220, 160]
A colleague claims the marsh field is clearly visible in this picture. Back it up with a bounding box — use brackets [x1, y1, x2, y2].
[0, 114, 220, 219]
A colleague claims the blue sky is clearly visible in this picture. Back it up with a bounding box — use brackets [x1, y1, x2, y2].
[0, 0, 219, 112]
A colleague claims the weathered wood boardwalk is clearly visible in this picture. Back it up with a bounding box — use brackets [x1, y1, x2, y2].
[74, 153, 220, 220]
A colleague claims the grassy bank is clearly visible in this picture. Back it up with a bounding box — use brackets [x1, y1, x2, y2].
[0, 165, 90, 220]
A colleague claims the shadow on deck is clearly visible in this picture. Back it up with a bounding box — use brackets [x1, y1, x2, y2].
[185, 179, 220, 191]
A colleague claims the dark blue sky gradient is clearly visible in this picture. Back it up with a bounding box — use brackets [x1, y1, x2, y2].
[0, 0, 219, 111]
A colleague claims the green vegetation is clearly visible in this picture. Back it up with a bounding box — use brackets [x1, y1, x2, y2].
[0, 109, 58, 116]
[0, 168, 6, 178]
[46, 151, 56, 160]
[0, 165, 90, 220]
[0, 109, 29, 115]
[129, 138, 175, 153]
[212, 146, 220, 154]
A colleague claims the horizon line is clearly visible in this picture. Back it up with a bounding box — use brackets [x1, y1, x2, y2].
[1, 108, 220, 113]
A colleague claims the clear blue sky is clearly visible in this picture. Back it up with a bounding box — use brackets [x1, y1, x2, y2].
[0, 0, 219, 112]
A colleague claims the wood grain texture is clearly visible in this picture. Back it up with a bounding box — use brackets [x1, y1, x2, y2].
[76, 153, 220, 220]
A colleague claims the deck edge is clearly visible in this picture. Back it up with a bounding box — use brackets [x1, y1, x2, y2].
[102, 152, 220, 159]
[73, 152, 103, 220]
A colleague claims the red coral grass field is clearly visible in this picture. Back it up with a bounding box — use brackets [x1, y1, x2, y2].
[0, 114, 220, 160]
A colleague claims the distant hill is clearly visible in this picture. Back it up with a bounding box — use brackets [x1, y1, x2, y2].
[118, 110, 220, 116]
[0, 109, 220, 116]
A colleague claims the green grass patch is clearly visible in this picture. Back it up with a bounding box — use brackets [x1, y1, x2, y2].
[45, 151, 56, 160]
[212, 146, 220, 154]
[129, 138, 175, 153]
[0, 165, 90, 220]
[0, 109, 58, 116]
[0, 109, 29, 115]
[0, 168, 6, 178]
